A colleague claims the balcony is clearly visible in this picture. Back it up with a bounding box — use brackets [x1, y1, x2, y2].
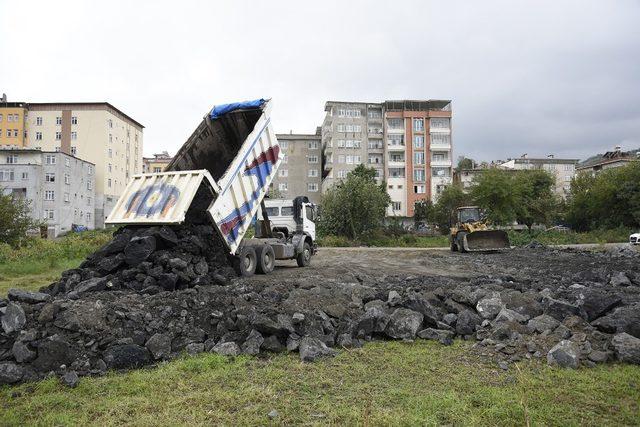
[430, 143, 451, 151]
[430, 158, 452, 167]
[387, 144, 405, 151]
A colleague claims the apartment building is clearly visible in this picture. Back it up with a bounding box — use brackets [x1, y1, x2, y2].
[22, 102, 144, 227]
[576, 146, 639, 175]
[321, 100, 453, 218]
[270, 132, 322, 204]
[499, 154, 579, 197]
[0, 101, 28, 147]
[1, 147, 95, 237]
[143, 151, 173, 173]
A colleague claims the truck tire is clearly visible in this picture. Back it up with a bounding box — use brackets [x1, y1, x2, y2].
[457, 232, 468, 253]
[233, 246, 257, 277]
[450, 238, 458, 252]
[256, 245, 275, 274]
[296, 242, 312, 267]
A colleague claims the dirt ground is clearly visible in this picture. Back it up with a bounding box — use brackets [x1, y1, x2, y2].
[246, 245, 639, 285]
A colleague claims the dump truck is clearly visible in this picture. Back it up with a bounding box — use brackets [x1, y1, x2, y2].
[106, 99, 317, 276]
[449, 206, 511, 252]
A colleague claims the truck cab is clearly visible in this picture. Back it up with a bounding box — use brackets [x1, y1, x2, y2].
[259, 198, 317, 241]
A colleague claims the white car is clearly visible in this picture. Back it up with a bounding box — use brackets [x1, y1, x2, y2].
[630, 232, 640, 245]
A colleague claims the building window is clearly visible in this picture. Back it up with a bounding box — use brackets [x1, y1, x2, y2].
[36, 117, 43, 125]
[86, 212, 91, 222]
[414, 185, 426, 194]
[71, 146, 77, 155]
[55, 147, 61, 152]
[64, 174, 70, 185]
[282, 155, 288, 164]
[0, 114, 3, 121]
[87, 197, 91, 206]
[71, 131, 77, 140]
[413, 135, 424, 148]
[44, 210, 55, 220]
[56, 117, 62, 125]
[278, 183, 288, 191]
[64, 158, 70, 167]
[72, 116, 78, 125]
[430, 133, 450, 145]
[308, 141, 318, 150]
[337, 170, 348, 179]
[108, 179, 112, 188]
[35, 132, 43, 141]
[432, 167, 451, 177]
[337, 140, 345, 148]
[430, 118, 450, 129]
[87, 181, 92, 190]
[308, 169, 319, 178]
[45, 173, 55, 183]
[153, 167, 162, 173]
[414, 152, 425, 165]
[413, 169, 425, 182]
[21, 172, 28, 180]
[337, 108, 362, 118]
[388, 168, 405, 178]
[307, 183, 319, 192]
[5, 130, 10, 137]
[108, 163, 112, 173]
[6, 114, 12, 122]
[392, 201, 401, 211]
[308, 155, 319, 164]
[388, 135, 404, 146]
[280, 140, 288, 149]
[64, 193, 70, 203]
[414, 119, 424, 132]
[44, 190, 55, 201]
[6, 155, 18, 164]
[368, 140, 383, 150]
[278, 169, 288, 177]
[55, 131, 61, 140]
[0, 170, 15, 181]
[387, 118, 403, 129]
[108, 149, 112, 158]
[108, 119, 113, 128]
[432, 152, 448, 162]
[45, 155, 56, 165]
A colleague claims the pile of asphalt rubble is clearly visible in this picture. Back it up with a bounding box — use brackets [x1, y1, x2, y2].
[1, 233, 640, 387]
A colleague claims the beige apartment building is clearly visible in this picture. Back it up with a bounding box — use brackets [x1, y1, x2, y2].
[499, 154, 578, 197]
[21, 102, 144, 227]
[322, 100, 453, 218]
[270, 132, 322, 204]
[143, 151, 172, 173]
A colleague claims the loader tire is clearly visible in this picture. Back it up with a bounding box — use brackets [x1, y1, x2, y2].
[457, 232, 468, 253]
[256, 245, 275, 274]
[233, 246, 257, 277]
[296, 242, 312, 267]
[450, 239, 458, 252]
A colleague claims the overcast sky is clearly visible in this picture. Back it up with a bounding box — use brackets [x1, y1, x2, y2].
[1, 0, 639, 162]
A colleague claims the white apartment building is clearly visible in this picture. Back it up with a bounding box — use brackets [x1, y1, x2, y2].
[1, 147, 95, 237]
[499, 154, 579, 197]
[24, 103, 144, 227]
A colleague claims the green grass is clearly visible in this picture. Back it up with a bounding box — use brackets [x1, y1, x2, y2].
[319, 234, 450, 248]
[0, 229, 112, 297]
[507, 227, 633, 246]
[1, 340, 638, 425]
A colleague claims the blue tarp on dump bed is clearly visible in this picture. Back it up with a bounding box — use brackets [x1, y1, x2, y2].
[210, 99, 265, 119]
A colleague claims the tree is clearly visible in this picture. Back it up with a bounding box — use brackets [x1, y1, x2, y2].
[456, 156, 475, 172]
[433, 184, 471, 232]
[566, 162, 640, 231]
[318, 166, 391, 239]
[0, 191, 41, 248]
[470, 168, 518, 225]
[414, 199, 435, 225]
[512, 170, 558, 230]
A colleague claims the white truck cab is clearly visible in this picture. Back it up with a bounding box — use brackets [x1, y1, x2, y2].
[259, 198, 317, 241]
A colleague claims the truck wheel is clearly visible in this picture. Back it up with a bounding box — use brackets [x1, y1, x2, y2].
[233, 246, 257, 277]
[450, 238, 458, 252]
[256, 245, 275, 274]
[296, 242, 312, 267]
[457, 232, 468, 253]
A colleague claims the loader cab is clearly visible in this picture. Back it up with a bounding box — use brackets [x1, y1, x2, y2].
[457, 206, 482, 224]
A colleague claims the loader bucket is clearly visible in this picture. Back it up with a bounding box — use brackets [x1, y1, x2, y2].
[462, 230, 511, 252]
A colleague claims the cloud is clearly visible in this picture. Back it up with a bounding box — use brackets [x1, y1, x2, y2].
[1, 0, 638, 161]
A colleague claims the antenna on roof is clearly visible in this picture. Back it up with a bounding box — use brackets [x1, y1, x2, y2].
[1, 93, 6, 103]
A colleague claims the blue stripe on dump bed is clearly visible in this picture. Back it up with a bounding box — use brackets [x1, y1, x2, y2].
[209, 99, 265, 119]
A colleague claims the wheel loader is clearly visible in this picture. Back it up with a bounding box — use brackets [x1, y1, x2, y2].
[449, 206, 511, 252]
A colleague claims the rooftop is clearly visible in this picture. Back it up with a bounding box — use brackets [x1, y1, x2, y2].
[23, 102, 144, 129]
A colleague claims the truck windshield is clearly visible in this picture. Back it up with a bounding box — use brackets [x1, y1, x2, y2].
[459, 209, 480, 223]
[265, 207, 279, 217]
[281, 206, 294, 216]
